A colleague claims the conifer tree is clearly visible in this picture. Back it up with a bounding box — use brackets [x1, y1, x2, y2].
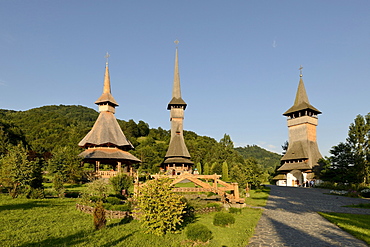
[222, 161, 229, 181]
[93, 201, 106, 230]
[203, 163, 210, 175]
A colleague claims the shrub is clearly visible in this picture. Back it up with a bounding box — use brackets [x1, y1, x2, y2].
[186, 223, 213, 242]
[213, 212, 235, 227]
[81, 179, 109, 204]
[105, 196, 122, 205]
[93, 201, 106, 230]
[64, 191, 80, 198]
[228, 207, 242, 214]
[27, 188, 45, 199]
[110, 174, 132, 196]
[135, 178, 186, 235]
[104, 203, 131, 212]
[53, 172, 65, 197]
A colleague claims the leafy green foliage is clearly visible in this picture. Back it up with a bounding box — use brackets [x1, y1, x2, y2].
[47, 146, 83, 183]
[135, 178, 186, 236]
[186, 223, 213, 242]
[81, 179, 110, 203]
[53, 172, 65, 197]
[213, 212, 235, 227]
[0, 144, 43, 198]
[0, 105, 276, 189]
[222, 161, 229, 181]
[228, 207, 242, 214]
[93, 201, 106, 230]
[318, 113, 370, 184]
[109, 173, 132, 196]
[235, 144, 281, 173]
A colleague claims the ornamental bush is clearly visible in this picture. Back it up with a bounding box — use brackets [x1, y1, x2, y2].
[93, 201, 106, 230]
[229, 207, 242, 214]
[135, 178, 186, 236]
[110, 173, 132, 196]
[186, 223, 213, 242]
[213, 212, 235, 227]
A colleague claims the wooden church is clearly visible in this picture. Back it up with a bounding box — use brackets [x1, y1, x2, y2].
[78, 55, 141, 179]
[159, 44, 194, 175]
[274, 70, 322, 186]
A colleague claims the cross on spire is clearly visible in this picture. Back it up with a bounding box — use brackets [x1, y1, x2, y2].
[299, 65, 303, 77]
[174, 39, 179, 46]
[105, 52, 110, 65]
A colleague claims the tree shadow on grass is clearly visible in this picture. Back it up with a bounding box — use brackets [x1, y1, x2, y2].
[19, 230, 90, 247]
[0, 201, 50, 211]
[106, 216, 133, 228]
[100, 232, 137, 247]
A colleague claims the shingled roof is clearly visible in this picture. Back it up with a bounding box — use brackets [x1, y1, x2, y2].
[164, 134, 191, 159]
[79, 147, 140, 162]
[95, 64, 118, 106]
[283, 77, 321, 116]
[78, 109, 134, 150]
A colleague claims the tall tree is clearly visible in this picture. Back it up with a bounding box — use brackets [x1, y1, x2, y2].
[203, 163, 210, 175]
[222, 161, 229, 181]
[347, 114, 370, 183]
[0, 144, 43, 198]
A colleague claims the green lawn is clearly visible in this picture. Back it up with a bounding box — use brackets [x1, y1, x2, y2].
[244, 187, 270, 207]
[319, 212, 370, 245]
[0, 187, 268, 247]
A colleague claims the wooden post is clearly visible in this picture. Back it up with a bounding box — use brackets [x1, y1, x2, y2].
[232, 183, 240, 201]
[117, 161, 121, 173]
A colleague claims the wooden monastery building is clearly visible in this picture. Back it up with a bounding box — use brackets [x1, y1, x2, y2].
[274, 71, 322, 186]
[78, 55, 141, 179]
[160, 45, 194, 175]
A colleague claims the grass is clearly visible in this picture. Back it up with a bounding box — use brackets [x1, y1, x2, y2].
[319, 212, 370, 245]
[344, 203, 370, 209]
[244, 187, 271, 207]
[0, 187, 270, 246]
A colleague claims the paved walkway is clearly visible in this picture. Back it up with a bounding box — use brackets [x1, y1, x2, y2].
[248, 185, 370, 247]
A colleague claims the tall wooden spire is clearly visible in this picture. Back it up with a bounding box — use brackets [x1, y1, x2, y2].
[167, 47, 187, 110]
[95, 53, 118, 113]
[161, 43, 193, 174]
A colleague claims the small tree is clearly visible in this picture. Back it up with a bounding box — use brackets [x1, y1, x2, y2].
[93, 200, 106, 230]
[53, 172, 65, 197]
[0, 144, 43, 198]
[211, 162, 222, 175]
[110, 173, 132, 196]
[81, 179, 109, 203]
[135, 178, 186, 236]
[203, 163, 210, 175]
[222, 161, 229, 181]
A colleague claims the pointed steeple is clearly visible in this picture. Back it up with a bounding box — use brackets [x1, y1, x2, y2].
[167, 47, 187, 110]
[283, 74, 321, 116]
[95, 53, 119, 110]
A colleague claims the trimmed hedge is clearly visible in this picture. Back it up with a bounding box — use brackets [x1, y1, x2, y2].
[213, 212, 235, 227]
[186, 223, 213, 242]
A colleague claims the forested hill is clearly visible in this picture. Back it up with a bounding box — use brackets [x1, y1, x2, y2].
[0, 105, 278, 180]
[235, 145, 281, 173]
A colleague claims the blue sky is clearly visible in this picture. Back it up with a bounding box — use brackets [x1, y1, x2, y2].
[1, 1, 369, 156]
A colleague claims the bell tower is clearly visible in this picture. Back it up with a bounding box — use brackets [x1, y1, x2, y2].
[276, 68, 322, 186]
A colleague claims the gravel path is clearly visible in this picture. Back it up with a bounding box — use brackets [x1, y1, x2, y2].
[248, 185, 370, 247]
